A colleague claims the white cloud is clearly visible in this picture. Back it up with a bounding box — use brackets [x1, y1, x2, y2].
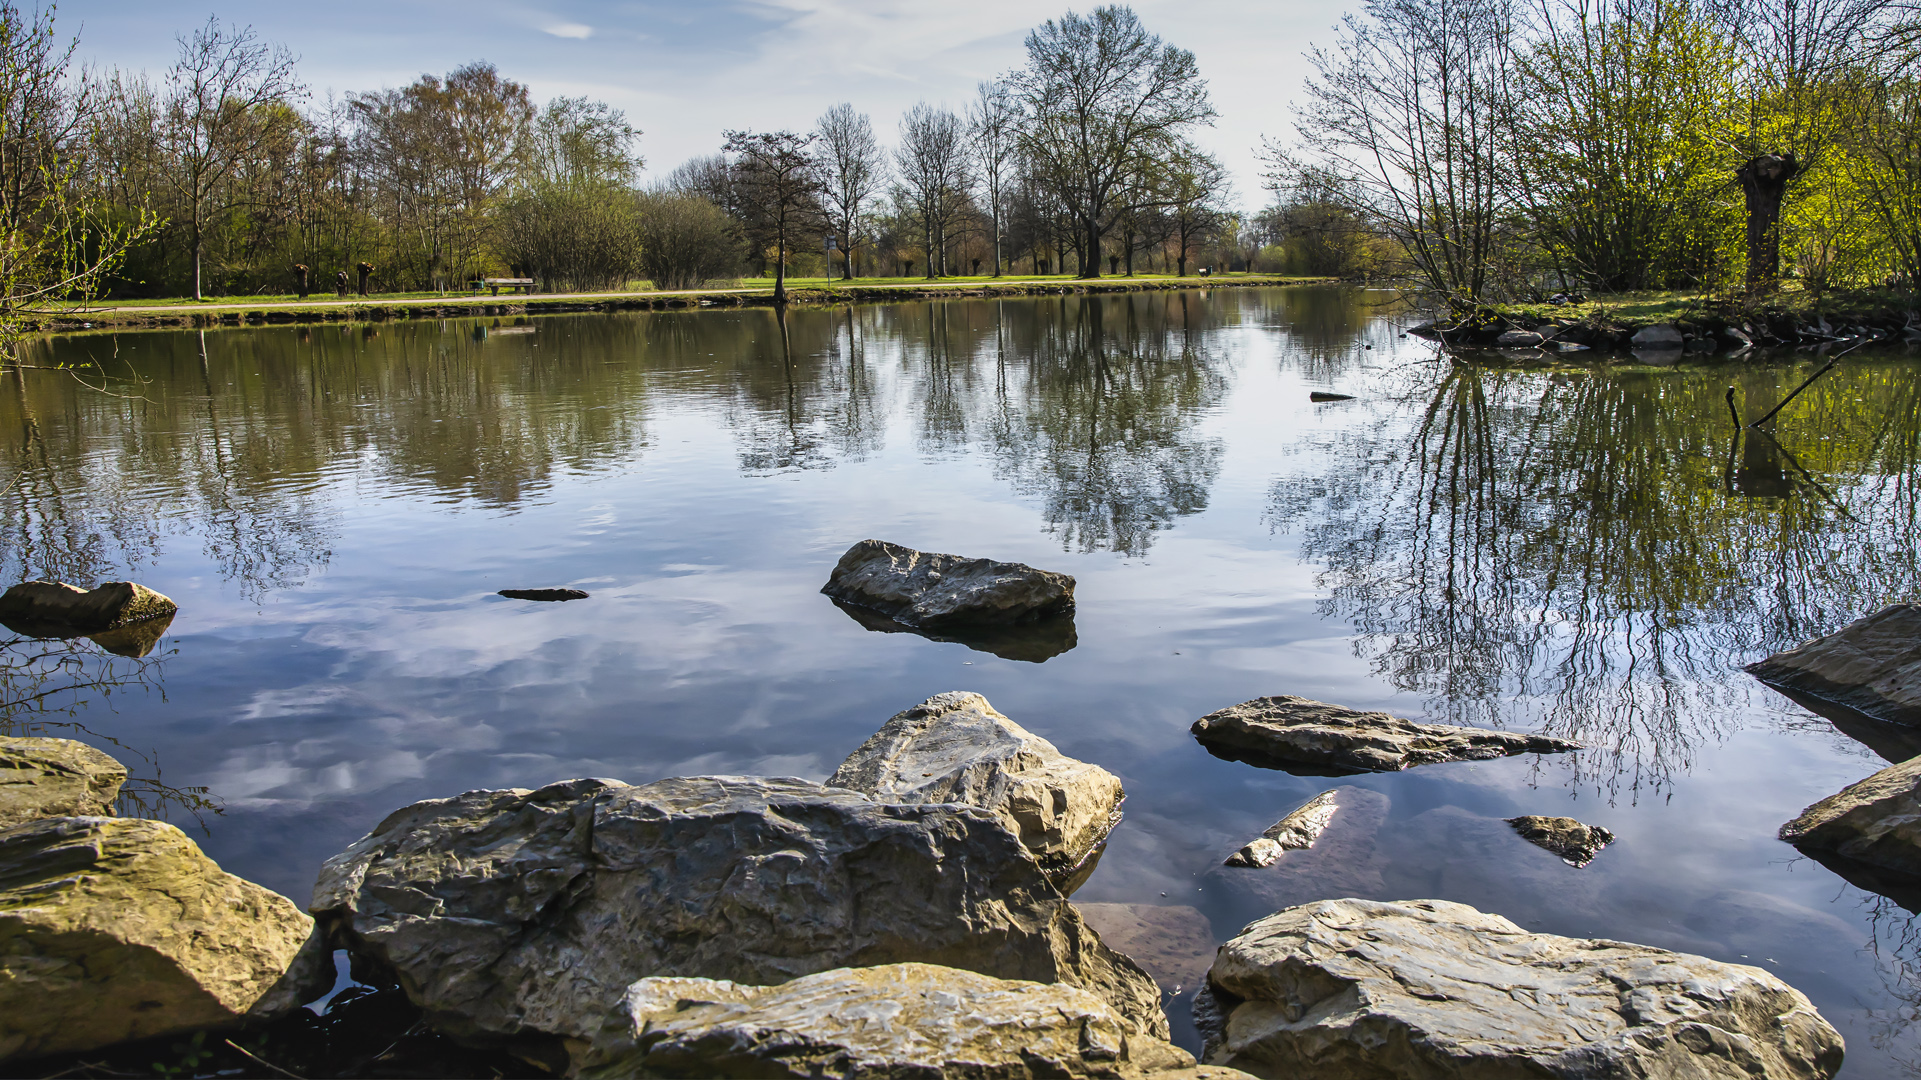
[543, 20, 594, 38]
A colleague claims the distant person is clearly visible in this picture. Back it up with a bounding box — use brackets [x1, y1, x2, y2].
[292, 263, 309, 299]
[335, 270, 349, 297]
[356, 262, 375, 297]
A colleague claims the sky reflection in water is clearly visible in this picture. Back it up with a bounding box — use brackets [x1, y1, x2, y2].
[3, 288, 1920, 1073]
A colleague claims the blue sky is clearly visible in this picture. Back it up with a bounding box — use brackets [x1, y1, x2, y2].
[67, 0, 1354, 213]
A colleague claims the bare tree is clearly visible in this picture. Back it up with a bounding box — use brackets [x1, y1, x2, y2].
[1009, 5, 1214, 279]
[723, 129, 819, 303]
[966, 80, 1020, 276]
[812, 104, 886, 280]
[894, 102, 971, 278]
[1289, 0, 1518, 305]
[160, 17, 303, 300]
[1166, 148, 1229, 276]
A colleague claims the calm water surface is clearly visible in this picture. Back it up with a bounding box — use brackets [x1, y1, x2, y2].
[6, 288, 1921, 1074]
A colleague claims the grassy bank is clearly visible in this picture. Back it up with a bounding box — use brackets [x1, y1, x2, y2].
[43, 273, 1334, 333]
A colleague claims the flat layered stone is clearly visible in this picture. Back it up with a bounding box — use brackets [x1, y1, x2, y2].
[1197, 897, 1844, 1079]
[1781, 755, 1921, 878]
[1192, 696, 1579, 775]
[0, 817, 329, 1061]
[575, 963, 1248, 1080]
[0, 580, 177, 635]
[828, 691, 1122, 892]
[1747, 604, 1921, 727]
[820, 539, 1075, 628]
[0, 737, 126, 829]
[311, 775, 1166, 1053]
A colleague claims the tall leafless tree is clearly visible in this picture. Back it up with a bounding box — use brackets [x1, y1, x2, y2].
[1290, 0, 1518, 305]
[894, 103, 971, 278]
[812, 104, 886, 280]
[160, 17, 303, 300]
[966, 80, 1020, 276]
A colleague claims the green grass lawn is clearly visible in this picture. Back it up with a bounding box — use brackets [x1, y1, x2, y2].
[1500, 282, 1918, 328]
[77, 270, 1310, 309]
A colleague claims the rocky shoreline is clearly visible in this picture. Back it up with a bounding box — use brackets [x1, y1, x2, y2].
[1, 561, 1886, 1079]
[1413, 306, 1916, 355]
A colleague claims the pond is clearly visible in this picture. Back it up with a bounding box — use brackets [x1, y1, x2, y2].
[5, 287, 1920, 1075]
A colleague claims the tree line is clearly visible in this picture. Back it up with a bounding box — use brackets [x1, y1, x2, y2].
[0, 1, 1256, 325]
[1262, 0, 1921, 306]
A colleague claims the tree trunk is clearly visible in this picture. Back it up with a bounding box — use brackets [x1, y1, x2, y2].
[1738, 154, 1801, 291]
[842, 238, 853, 281]
[992, 206, 1002, 277]
[1081, 217, 1101, 278]
[775, 230, 787, 305]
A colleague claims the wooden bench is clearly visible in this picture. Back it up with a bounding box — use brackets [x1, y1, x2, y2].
[474, 277, 536, 296]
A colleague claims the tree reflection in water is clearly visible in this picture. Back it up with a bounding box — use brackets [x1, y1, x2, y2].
[981, 294, 1226, 556]
[1268, 358, 1921, 801]
[0, 630, 219, 830]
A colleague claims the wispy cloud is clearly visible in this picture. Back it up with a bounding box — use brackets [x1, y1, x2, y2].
[543, 21, 594, 39]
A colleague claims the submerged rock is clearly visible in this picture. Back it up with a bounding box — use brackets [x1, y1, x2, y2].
[820, 539, 1075, 628]
[1223, 789, 1340, 867]
[0, 817, 330, 1061]
[0, 737, 127, 829]
[1196, 897, 1844, 1080]
[1191, 696, 1580, 775]
[311, 775, 1166, 1054]
[1495, 329, 1544, 347]
[1747, 604, 1921, 727]
[497, 588, 589, 601]
[1506, 814, 1615, 867]
[1204, 787, 1390, 921]
[832, 598, 1077, 662]
[0, 580, 177, 636]
[1780, 755, 1921, 878]
[576, 963, 1239, 1080]
[828, 691, 1122, 893]
[1076, 904, 1217, 994]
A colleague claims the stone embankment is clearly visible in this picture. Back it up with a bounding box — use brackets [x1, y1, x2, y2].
[1414, 308, 1913, 355]
[44, 276, 1319, 333]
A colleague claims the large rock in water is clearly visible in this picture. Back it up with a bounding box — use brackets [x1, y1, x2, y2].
[0, 580, 177, 635]
[820, 539, 1075, 628]
[575, 963, 1246, 1080]
[1191, 696, 1580, 775]
[1195, 898, 1844, 1080]
[1780, 755, 1921, 878]
[0, 817, 330, 1061]
[311, 775, 1166, 1058]
[0, 736, 127, 828]
[827, 691, 1122, 893]
[1747, 604, 1921, 727]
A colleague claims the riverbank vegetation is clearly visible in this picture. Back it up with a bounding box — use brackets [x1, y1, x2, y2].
[0, 1, 1256, 327]
[1263, 0, 1921, 315]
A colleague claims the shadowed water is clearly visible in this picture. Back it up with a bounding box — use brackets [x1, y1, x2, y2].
[5, 288, 1921, 1074]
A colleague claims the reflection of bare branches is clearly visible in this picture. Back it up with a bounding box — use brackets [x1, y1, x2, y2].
[1268, 360, 1921, 801]
[0, 633, 220, 832]
[1859, 892, 1921, 1072]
